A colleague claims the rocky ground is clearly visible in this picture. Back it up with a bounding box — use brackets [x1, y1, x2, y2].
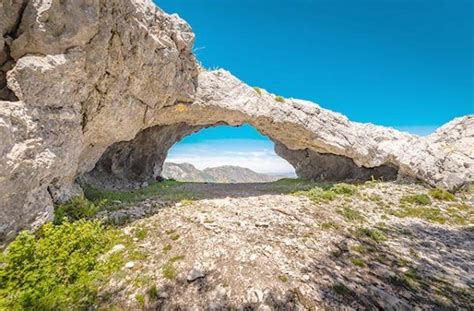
[93, 180, 473, 310]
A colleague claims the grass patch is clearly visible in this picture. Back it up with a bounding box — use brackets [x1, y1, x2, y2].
[147, 285, 158, 300]
[253, 86, 262, 95]
[133, 226, 148, 241]
[351, 258, 365, 267]
[429, 188, 455, 201]
[274, 96, 285, 103]
[332, 283, 352, 296]
[338, 205, 365, 222]
[350, 244, 368, 254]
[53, 196, 103, 224]
[0, 220, 133, 310]
[163, 244, 172, 253]
[161, 262, 178, 280]
[356, 227, 387, 243]
[277, 274, 289, 283]
[331, 183, 358, 195]
[83, 180, 195, 206]
[393, 206, 447, 224]
[169, 233, 180, 241]
[169, 255, 185, 263]
[320, 221, 339, 230]
[400, 194, 431, 206]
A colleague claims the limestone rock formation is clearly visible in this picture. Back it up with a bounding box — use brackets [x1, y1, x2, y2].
[0, 0, 472, 243]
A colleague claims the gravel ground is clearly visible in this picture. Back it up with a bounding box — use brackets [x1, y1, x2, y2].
[97, 181, 473, 310]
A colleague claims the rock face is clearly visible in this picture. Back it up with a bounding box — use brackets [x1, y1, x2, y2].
[0, 0, 472, 243]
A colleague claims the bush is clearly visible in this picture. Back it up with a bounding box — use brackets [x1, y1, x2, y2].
[253, 86, 262, 95]
[356, 227, 387, 243]
[54, 196, 104, 225]
[0, 220, 129, 310]
[429, 188, 455, 201]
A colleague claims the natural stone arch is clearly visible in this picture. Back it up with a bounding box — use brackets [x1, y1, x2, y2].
[0, 0, 472, 243]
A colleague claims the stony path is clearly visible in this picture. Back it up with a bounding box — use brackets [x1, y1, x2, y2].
[98, 182, 473, 310]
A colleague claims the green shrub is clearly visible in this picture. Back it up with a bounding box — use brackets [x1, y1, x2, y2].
[274, 96, 285, 103]
[351, 258, 365, 267]
[54, 196, 103, 225]
[297, 187, 337, 203]
[320, 221, 339, 230]
[429, 188, 455, 201]
[0, 220, 129, 310]
[253, 86, 262, 95]
[400, 194, 431, 206]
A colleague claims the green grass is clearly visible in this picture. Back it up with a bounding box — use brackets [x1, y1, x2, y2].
[135, 294, 145, 307]
[429, 188, 455, 201]
[274, 96, 285, 103]
[53, 196, 102, 224]
[169, 233, 180, 241]
[161, 262, 178, 280]
[332, 283, 352, 296]
[400, 194, 432, 206]
[320, 221, 339, 230]
[169, 255, 185, 263]
[83, 180, 195, 206]
[393, 206, 448, 224]
[277, 274, 289, 283]
[133, 226, 148, 241]
[356, 227, 387, 243]
[351, 258, 365, 267]
[331, 183, 358, 195]
[253, 86, 262, 95]
[163, 244, 172, 253]
[296, 183, 358, 204]
[338, 205, 365, 222]
[0, 220, 133, 310]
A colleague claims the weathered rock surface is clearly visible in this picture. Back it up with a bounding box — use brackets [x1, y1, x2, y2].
[0, 0, 472, 242]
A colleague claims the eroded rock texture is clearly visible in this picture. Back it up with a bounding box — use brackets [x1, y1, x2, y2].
[0, 0, 472, 243]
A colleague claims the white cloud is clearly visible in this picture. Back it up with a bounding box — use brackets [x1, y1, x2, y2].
[166, 139, 295, 175]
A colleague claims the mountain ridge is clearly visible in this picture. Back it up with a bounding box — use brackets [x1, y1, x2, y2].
[162, 162, 284, 183]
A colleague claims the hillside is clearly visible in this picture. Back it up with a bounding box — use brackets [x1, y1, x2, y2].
[162, 162, 283, 183]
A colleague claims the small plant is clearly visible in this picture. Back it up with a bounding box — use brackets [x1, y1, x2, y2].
[135, 294, 145, 307]
[179, 199, 194, 206]
[134, 226, 148, 241]
[147, 285, 158, 300]
[338, 205, 365, 222]
[332, 282, 352, 296]
[169, 255, 185, 263]
[320, 221, 339, 230]
[274, 96, 285, 103]
[400, 194, 431, 205]
[278, 274, 289, 283]
[356, 227, 387, 243]
[351, 258, 365, 267]
[429, 188, 455, 201]
[296, 187, 337, 203]
[169, 233, 180, 241]
[253, 86, 262, 95]
[53, 196, 102, 224]
[161, 262, 178, 280]
[351, 244, 368, 254]
[163, 244, 172, 253]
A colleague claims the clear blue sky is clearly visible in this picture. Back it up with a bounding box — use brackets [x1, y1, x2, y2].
[156, 0, 473, 172]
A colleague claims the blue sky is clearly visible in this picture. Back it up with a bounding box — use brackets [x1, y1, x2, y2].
[157, 0, 473, 173]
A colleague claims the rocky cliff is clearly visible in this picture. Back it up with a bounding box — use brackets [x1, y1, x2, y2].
[0, 0, 472, 243]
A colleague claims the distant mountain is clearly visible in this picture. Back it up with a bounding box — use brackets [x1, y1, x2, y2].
[162, 162, 284, 183]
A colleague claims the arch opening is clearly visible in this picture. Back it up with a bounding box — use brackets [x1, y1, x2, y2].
[80, 122, 398, 190]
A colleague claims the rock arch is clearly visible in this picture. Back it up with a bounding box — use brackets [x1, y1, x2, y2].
[0, 0, 472, 243]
